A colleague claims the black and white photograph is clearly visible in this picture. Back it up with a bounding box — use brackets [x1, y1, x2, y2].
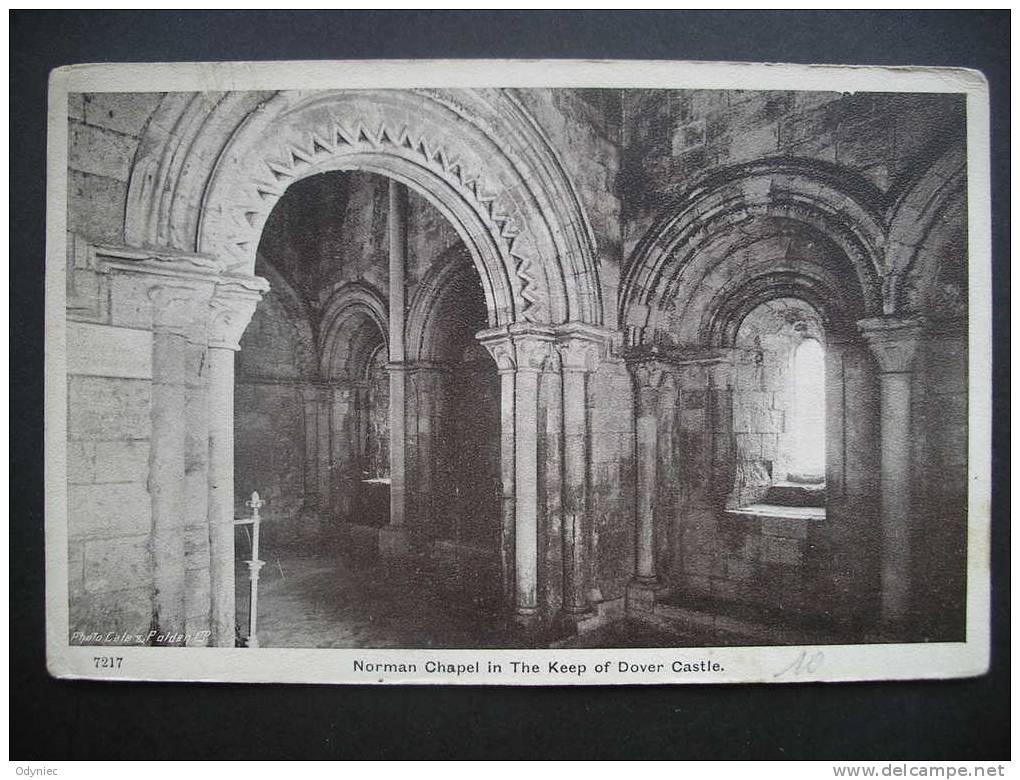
[44, 58, 990, 685]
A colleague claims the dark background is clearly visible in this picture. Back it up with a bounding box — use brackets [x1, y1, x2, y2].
[10, 10, 1010, 760]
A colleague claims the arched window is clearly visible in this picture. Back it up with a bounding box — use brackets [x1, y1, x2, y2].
[727, 300, 827, 514]
[787, 338, 826, 484]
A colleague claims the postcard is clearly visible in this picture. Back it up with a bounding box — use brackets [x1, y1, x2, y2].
[45, 58, 991, 684]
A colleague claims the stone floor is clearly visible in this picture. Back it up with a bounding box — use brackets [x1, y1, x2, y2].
[234, 542, 510, 648]
[232, 541, 711, 649]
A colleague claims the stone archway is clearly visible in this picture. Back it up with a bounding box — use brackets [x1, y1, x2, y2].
[124, 89, 611, 631]
[619, 159, 887, 624]
[316, 281, 390, 525]
[127, 89, 604, 328]
[619, 158, 887, 348]
[886, 144, 968, 317]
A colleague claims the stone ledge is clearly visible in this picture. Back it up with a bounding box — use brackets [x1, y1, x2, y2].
[725, 504, 826, 523]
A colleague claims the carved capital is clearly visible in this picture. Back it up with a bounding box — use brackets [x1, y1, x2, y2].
[477, 333, 517, 374]
[208, 277, 269, 351]
[476, 323, 556, 374]
[514, 333, 555, 373]
[627, 358, 673, 416]
[554, 323, 615, 374]
[858, 316, 926, 374]
[557, 338, 601, 373]
[629, 360, 668, 391]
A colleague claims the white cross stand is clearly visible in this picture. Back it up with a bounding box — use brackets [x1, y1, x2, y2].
[237, 491, 265, 648]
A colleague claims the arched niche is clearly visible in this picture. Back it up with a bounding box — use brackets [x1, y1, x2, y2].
[316, 281, 391, 508]
[406, 242, 486, 363]
[318, 281, 389, 382]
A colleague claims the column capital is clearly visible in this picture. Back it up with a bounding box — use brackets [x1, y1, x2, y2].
[629, 359, 669, 391]
[857, 316, 926, 374]
[476, 323, 556, 374]
[208, 276, 270, 351]
[554, 323, 616, 374]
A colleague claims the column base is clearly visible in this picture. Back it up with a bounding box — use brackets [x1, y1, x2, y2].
[378, 524, 410, 557]
[626, 578, 665, 614]
[513, 606, 541, 628]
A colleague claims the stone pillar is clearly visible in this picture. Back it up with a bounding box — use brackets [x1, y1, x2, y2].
[329, 385, 354, 519]
[510, 329, 554, 622]
[316, 388, 332, 511]
[481, 336, 518, 607]
[301, 387, 320, 510]
[207, 281, 264, 647]
[626, 356, 669, 611]
[381, 180, 409, 555]
[480, 325, 554, 623]
[858, 316, 925, 630]
[149, 285, 209, 638]
[555, 326, 606, 616]
[183, 338, 212, 644]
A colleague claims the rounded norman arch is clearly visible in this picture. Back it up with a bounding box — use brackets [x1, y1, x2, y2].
[701, 270, 857, 349]
[619, 158, 888, 347]
[317, 281, 389, 382]
[126, 88, 604, 329]
[404, 243, 480, 363]
[885, 144, 967, 315]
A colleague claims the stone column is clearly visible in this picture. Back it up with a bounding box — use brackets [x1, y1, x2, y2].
[381, 180, 409, 555]
[149, 285, 210, 638]
[480, 325, 554, 623]
[626, 357, 668, 611]
[329, 385, 354, 519]
[555, 326, 605, 616]
[207, 281, 265, 647]
[317, 387, 332, 512]
[183, 338, 212, 644]
[480, 335, 517, 607]
[301, 387, 320, 510]
[858, 316, 925, 630]
[510, 329, 554, 622]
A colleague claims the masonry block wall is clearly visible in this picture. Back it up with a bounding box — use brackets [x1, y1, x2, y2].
[621, 89, 966, 245]
[589, 358, 637, 604]
[66, 94, 166, 641]
[516, 89, 624, 327]
[67, 323, 156, 639]
[234, 266, 317, 540]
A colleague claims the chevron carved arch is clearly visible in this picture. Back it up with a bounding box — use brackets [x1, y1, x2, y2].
[127, 89, 604, 329]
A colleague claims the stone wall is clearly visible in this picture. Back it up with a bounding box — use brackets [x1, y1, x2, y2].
[621, 89, 967, 256]
[68, 93, 159, 246]
[515, 89, 623, 326]
[588, 358, 637, 604]
[67, 324, 156, 641]
[235, 261, 319, 545]
[912, 328, 968, 639]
